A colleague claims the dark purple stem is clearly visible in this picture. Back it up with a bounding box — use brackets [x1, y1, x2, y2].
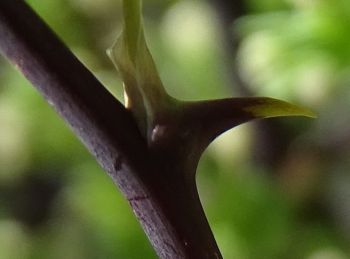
[0, 1, 221, 258]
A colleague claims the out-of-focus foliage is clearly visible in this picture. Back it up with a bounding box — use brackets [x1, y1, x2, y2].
[0, 0, 349, 258]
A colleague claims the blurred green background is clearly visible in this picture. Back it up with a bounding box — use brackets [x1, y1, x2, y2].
[1, 0, 350, 258]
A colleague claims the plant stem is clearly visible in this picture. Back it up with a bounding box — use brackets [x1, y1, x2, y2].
[0, 1, 222, 258]
[123, 0, 142, 62]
